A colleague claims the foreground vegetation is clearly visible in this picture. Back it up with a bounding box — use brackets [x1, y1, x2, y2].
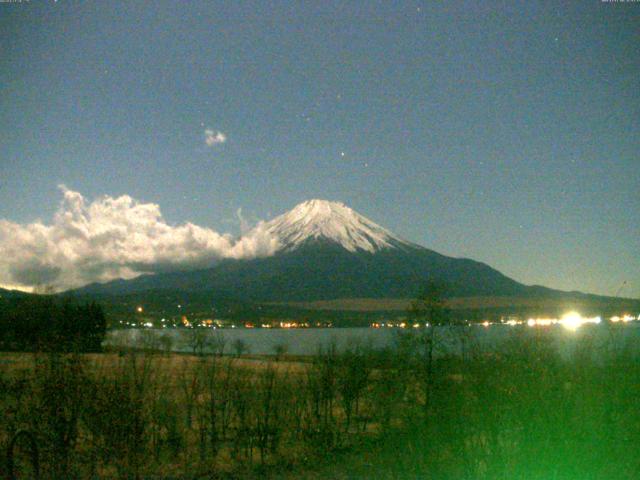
[1, 323, 639, 479]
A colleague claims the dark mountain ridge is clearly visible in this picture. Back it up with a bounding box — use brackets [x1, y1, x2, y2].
[71, 200, 637, 312]
[76, 239, 531, 300]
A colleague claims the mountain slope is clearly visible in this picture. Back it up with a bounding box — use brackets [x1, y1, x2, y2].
[75, 199, 536, 300]
[0, 287, 31, 299]
[74, 199, 637, 308]
[76, 239, 529, 300]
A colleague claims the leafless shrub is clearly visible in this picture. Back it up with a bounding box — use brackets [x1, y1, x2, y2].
[178, 357, 202, 430]
[232, 338, 249, 357]
[158, 334, 174, 356]
[303, 342, 338, 451]
[184, 328, 209, 356]
[336, 342, 373, 437]
[31, 352, 86, 478]
[81, 351, 157, 479]
[272, 342, 288, 361]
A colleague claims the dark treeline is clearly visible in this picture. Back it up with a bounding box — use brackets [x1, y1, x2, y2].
[0, 296, 106, 352]
[92, 290, 637, 329]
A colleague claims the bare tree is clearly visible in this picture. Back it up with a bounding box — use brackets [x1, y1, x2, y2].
[253, 364, 286, 465]
[185, 328, 209, 356]
[407, 281, 450, 419]
[33, 352, 86, 478]
[211, 330, 227, 357]
[232, 338, 249, 357]
[139, 329, 161, 352]
[336, 343, 372, 436]
[158, 334, 174, 356]
[178, 359, 202, 430]
[272, 342, 288, 361]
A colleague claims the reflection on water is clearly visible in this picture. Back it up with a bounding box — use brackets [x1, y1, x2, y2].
[107, 322, 640, 357]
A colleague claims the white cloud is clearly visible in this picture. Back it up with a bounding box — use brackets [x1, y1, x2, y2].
[204, 128, 227, 146]
[0, 186, 279, 291]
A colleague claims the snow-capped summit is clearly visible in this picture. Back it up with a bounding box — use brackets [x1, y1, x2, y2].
[265, 199, 409, 253]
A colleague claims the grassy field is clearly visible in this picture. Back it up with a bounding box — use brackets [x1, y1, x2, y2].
[1, 325, 640, 479]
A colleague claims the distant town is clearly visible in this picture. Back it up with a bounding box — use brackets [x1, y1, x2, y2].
[116, 304, 639, 330]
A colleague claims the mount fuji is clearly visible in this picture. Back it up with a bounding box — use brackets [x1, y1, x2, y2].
[74, 199, 543, 301]
[263, 199, 412, 254]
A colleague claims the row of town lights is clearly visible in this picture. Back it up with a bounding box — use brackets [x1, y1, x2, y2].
[133, 305, 636, 331]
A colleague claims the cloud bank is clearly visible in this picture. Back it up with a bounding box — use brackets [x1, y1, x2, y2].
[0, 187, 279, 291]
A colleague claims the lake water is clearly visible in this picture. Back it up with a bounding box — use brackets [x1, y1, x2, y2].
[107, 323, 640, 358]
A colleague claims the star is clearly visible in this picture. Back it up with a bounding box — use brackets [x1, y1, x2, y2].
[340, 152, 345, 157]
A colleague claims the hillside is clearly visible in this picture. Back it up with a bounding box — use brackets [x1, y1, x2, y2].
[73, 200, 638, 313]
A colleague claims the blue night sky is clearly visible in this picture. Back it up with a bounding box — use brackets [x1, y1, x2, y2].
[0, 1, 638, 297]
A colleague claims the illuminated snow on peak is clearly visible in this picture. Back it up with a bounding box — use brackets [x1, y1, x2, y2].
[265, 199, 408, 253]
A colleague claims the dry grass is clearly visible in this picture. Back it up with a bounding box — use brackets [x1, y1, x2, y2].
[2, 331, 640, 479]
